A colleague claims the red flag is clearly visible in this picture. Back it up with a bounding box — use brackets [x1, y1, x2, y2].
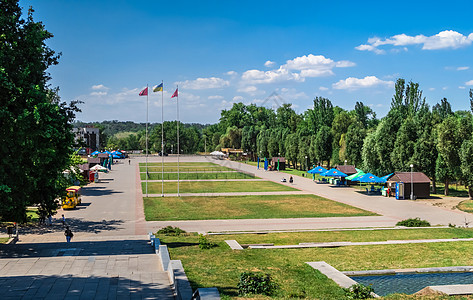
[139, 87, 148, 96]
[171, 88, 178, 98]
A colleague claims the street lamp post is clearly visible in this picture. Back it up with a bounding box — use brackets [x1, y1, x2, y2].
[410, 164, 414, 200]
[305, 156, 308, 171]
[344, 159, 347, 165]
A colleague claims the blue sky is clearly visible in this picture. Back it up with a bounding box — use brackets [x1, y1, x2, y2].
[22, 0, 473, 124]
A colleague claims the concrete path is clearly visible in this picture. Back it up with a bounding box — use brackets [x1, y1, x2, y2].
[0, 158, 174, 299]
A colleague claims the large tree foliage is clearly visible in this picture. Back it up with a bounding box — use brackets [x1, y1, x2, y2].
[0, 1, 79, 222]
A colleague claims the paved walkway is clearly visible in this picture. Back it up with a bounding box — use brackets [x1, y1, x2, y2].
[0, 158, 174, 299]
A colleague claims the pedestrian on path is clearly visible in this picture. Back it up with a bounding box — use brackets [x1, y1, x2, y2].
[128, 159, 131, 165]
[289, 176, 294, 184]
[48, 214, 52, 226]
[61, 214, 66, 226]
[64, 226, 74, 243]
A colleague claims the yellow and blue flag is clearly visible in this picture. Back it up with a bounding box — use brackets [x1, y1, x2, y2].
[153, 83, 163, 92]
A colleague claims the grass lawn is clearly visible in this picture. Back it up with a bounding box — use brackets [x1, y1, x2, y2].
[431, 182, 470, 198]
[140, 166, 234, 172]
[142, 180, 297, 194]
[458, 199, 473, 213]
[144, 194, 376, 220]
[158, 228, 473, 299]
[0, 237, 9, 243]
[139, 162, 220, 167]
[140, 172, 257, 180]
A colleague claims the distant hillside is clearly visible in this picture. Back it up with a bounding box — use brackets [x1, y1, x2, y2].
[73, 120, 212, 137]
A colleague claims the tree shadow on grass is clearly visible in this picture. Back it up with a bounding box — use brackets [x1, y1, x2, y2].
[162, 241, 199, 249]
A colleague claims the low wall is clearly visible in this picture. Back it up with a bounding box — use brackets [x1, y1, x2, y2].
[149, 233, 220, 300]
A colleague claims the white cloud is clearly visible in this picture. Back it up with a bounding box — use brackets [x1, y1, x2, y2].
[459, 86, 466, 89]
[226, 71, 237, 76]
[177, 77, 229, 89]
[241, 66, 303, 84]
[356, 30, 473, 54]
[264, 60, 276, 67]
[237, 85, 265, 96]
[429, 87, 436, 91]
[332, 76, 394, 90]
[442, 86, 448, 90]
[90, 91, 107, 96]
[319, 86, 329, 91]
[241, 54, 355, 84]
[91, 84, 109, 91]
[208, 95, 224, 100]
[466, 80, 473, 86]
[457, 66, 470, 71]
[232, 96, 244, 102]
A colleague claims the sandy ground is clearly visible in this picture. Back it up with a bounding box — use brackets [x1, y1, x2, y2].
[416, 196, 469, 211]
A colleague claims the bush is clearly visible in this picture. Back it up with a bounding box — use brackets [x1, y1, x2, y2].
[198, 234, 215, 249]
[238, 272, 278, 296]
[396, 217, 430, 227]
[343, 283, 374, 299]
[157, 226, 186, 236]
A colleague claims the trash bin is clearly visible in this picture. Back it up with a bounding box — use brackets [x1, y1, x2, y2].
[7, 226, 13, 237]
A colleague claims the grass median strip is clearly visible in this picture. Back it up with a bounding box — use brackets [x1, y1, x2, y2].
[158, 228, 473, 299]
[140, 166, 234, 172]
[140, 172, 257, 180]
[141, 180, 296, 194]
[139, 162, 219, 167]
[144, 194, 376, 220]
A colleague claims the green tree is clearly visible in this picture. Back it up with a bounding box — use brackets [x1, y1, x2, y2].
[345, 122, 366, 167]
[361, 131, 380, 174]
[436, 116, 461, 195]
[460, 138, 473, 199]
[284, 133, 299, 168]
[312, 126, 332, 167]
[391, 117, 417, 171]
[0, 1, 80, 221]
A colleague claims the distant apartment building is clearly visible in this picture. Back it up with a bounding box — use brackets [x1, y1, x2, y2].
[73, 127, 100, 153]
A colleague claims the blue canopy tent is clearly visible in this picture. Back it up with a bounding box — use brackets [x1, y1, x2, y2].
[357, 173, 384, 184]
[379, 173, 394, 183]
[264, 157, 268, 171]
[321, 168, 348, 177]
[308, 166, 328, 180]
[356, 173, 384, 194]
[257, 157, 260, 169]
[320, 168, 347, 185]
[90, 151, 100, 156]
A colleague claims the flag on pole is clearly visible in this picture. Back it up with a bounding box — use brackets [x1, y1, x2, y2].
[171, 88, 178, 98]
[139, 87, 148, 96]
[153, 83, 163, 92]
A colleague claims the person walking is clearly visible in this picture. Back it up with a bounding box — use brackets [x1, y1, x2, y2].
[61, 214, 66, 226]
[64, 226, 74, 243]
[289, 176, 293, 184]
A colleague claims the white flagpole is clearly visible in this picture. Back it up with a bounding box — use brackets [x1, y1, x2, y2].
[161, 81, 164, 197]
[145, 84, 148, 197]
[177, 85, 180, 196]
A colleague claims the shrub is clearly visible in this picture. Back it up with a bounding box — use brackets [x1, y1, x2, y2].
[396, 217, 430, 227]
[343, 283, 374, 299]
[237, 272, 278, 296]
[157, 226, 186, 236]
[198, 234, 215, 249]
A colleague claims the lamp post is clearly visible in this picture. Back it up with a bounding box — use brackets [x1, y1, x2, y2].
[305, 156, 308, 171]
[344, 159, 347, 165]
[410, 164, 414, 200]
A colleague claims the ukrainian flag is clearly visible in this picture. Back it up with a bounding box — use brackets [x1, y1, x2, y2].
[153, 83, 163, 92]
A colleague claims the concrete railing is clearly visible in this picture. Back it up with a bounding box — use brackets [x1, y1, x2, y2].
[149, 233, 220, 300]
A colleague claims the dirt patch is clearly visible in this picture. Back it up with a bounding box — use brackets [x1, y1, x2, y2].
[416, 196, 466, 211]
